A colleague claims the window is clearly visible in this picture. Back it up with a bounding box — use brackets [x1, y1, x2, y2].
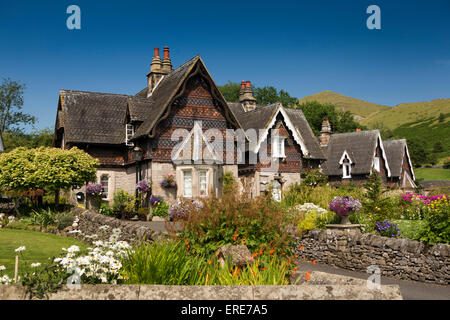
[342, 159, 351, 178]
[272, 136, 286, 158]
[199, 170, 208, 196]
[373, 156, 380, 172]
[183, 170, 192, 197]
[125, 124, 134, 146]
[100, 175, 109, 199]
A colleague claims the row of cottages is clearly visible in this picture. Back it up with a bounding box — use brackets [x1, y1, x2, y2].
[53, 48, 415, 205]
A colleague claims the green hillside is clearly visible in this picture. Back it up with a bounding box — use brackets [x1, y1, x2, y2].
[298, 90, 390, 122]
[362, 99, 450, 129]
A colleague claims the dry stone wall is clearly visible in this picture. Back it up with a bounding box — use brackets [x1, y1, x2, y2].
[74, 209, 164, 244]
[295, 229, 449, 285]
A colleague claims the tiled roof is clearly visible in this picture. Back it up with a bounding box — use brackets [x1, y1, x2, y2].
[322, 130, 381, 175]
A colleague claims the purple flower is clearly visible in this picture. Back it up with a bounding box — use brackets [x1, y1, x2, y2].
[329, 196, 362, 217]
[136, 179, 149, 193]
[86, 183, 103, 197]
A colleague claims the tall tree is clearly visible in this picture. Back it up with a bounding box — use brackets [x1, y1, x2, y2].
[293, 101, 366, 135]
[0, 78, 36, 134]
[217, 81, 298, 107]
[2, 128, 53, 152]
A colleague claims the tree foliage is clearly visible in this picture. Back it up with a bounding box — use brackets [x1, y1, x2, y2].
[407, 137, 429, 167]
[293, 101, 367, 135]
[0, 78, 36, 133]
[0, 147, 99, 193]
[218, 81, 298, 107]
[2, 128, 53, 152]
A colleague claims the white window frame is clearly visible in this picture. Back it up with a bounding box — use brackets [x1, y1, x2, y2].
[272, 136, 286, 158]
[125, 124, 135, 146]
[183, 170, 193, 198]
[373, 156, 380, 172]
[100, 174, 109, 199]
[339, 150, 353, 179]
[198, 170, 208, 197]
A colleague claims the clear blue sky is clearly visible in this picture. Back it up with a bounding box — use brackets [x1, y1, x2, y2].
[1, 0, 449, 132]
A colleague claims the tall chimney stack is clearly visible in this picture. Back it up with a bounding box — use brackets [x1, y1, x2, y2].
[239, 80, 257, 112]
[161, 46, 172, 74]
[147, 47, 166, 97]
[319, 119, 332, 147]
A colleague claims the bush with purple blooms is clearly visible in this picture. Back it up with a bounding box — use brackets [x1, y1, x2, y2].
[168, 199, 202, 221]
[328, 196, 362, 217]
[86, 183, 103, 197]
[376, 219, 401, 238]
[161, 174, 176, 188]
[136, 179, 150, 194]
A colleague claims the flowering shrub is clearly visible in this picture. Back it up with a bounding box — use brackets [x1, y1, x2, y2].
[419, 195, 449, 244]
[294, 203, 328, 215]
[376, 219, 401, 238]
[160, 174, 176, 188]
[0, 265, 12, 284]
[86, 183, 103, 197]
[329, 196, 362, 217]
[149, 195, 161, 207]
[136, 179, 150, 194]
[168, 199, 202, 221]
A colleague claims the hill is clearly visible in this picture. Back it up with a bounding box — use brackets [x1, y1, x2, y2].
[298, 90, 390, 122]
[361, 99, 450, 129]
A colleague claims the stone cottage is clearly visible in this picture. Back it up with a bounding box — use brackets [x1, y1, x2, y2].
[52, 48, 414, 206]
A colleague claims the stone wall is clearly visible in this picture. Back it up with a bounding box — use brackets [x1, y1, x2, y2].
[75, 209, 164, 244]
[295, 229, 449, 285]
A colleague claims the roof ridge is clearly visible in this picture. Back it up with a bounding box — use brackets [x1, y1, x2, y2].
[60, 89, 133, 97]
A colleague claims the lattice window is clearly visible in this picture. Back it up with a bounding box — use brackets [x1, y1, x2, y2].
[125, 124, 134, 146]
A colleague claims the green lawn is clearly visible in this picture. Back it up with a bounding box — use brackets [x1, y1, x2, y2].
[0, 229, 87, 277]
[415, 168, 450, 180]
[393, 219, 427, 240]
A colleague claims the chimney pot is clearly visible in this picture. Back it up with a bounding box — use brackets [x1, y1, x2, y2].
[241, 81, 246, 89]
[356, 128, 361, 132]
[154, 47, 160, 57]
[163, 46, 170, 59]
[246, 81, 251, 88]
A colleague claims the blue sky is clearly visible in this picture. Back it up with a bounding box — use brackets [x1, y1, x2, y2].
[0, 0, 449, 131]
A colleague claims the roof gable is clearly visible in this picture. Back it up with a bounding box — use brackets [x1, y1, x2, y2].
[384, 139, 415, 180]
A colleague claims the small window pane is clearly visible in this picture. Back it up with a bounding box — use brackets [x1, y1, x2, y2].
[100, 175, 109, 199]
[199, 170, 208, 196]
[183, 171, 192, 197]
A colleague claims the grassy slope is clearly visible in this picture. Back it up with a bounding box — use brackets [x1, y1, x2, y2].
[362, 99, 450, 129]
[0, 229, 87, 277]
[298, 90, 390, 121]
[415, 168, 450, 180]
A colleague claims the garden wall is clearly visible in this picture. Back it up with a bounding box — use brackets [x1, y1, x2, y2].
[295, 229, 449, 285]
[74, 209, 164, 244]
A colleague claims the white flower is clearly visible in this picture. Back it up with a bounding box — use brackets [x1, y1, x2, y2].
[0, 265, 6, 271]
[15, 246, 26, 253]
[30, 262, 41, 268]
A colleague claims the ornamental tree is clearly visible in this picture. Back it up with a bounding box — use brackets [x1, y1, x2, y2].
[0, 146, 99, 203]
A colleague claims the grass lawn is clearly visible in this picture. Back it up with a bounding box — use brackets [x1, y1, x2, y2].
[0, 229, 87, 277]
[415, 168, 450, 180]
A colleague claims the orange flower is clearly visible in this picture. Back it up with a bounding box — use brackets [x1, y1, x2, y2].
[208, 260, 213, 264]
[269, 249, 275, 254]
[312, 260, 317, 265]
[299, 245, 304, 250]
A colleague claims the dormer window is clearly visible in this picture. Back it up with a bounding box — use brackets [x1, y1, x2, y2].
[373, 156, 380, 172]
[339, 150, 353, 179]
[272, 136, 286, 158]
[126, 124, 134, 146]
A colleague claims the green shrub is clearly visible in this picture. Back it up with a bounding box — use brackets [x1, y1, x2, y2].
[393, 219, 427, 240]
[112, 190, 135, 213]
[152, 202, 169, 217]
[55, 212, 74, 230]
[182, 183, 293, 257]
[301, 169, 328, 187]
[30, 208, 57, 229]
[99, 202, 115, 216]
[222, 171, 235, 194]
[137, 207, 149, 216]
[121, 240, 296, 285]
[419, 196, 450, 244]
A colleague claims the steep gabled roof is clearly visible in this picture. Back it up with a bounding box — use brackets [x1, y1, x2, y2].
[59, 90, 131, 145]
[127, 96, 155, 122]
[322, 129, 390, 176]
[384, 139, 415, 180]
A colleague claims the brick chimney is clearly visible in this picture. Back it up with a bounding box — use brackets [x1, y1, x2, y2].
[147, 47, 165, 97]
[161, 46, 172, 74]
[320, 119, 332, 147]
[240, 81, 257, 112]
